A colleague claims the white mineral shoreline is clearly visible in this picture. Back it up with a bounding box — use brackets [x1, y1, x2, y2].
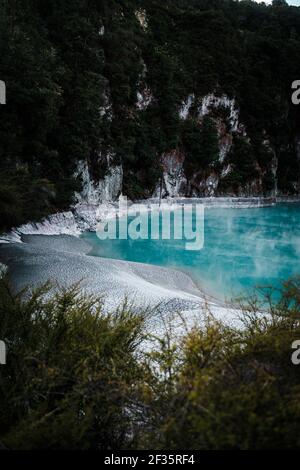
[1, 196, 297, 244]
[0, 196, 296, 331]
[0, 234, 240, 333]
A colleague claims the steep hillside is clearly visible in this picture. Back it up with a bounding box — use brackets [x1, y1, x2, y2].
[1, 0, 300, 230]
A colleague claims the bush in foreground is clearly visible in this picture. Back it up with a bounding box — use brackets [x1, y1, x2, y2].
[1, 278, 300, 449]
[145, 281, 300, 449]
[0, 281, 147, 449]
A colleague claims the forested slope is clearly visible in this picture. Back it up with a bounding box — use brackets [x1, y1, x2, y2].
[1, 0, 300, 230]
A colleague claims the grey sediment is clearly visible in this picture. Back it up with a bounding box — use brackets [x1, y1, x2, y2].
[0, 234, 206, 317]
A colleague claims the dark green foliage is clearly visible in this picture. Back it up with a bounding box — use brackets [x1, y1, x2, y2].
[1, 0, 300, 227]
[143, 278, 300, 450]
[0, 0, 106, 229]
[1, 277, 300, 449]
[198, 117, 219, 166]
[0, 168, 56, 231]
[183, 117, 219, 166]
[221, 135, 258, 191]
[0, 280, 146, 449]
[182, 117, 219, 179]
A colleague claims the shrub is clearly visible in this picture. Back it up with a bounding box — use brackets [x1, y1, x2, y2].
[1, 278, 300, 449]
[145, 279, 300, 449]
[0, 280, 147, 450]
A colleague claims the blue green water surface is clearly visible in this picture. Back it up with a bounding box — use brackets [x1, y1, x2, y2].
[82, 204, 300, 301]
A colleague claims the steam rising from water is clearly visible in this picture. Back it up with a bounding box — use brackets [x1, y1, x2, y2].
[82, 204, 300, 301]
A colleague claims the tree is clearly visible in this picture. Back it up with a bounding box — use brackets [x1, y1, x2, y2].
[199, 117, 219, 166]
[272, 0, 288, 7]
[183, 117, 219, 168]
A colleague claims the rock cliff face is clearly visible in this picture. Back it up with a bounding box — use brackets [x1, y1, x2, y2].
[72, 88, 295, 202]
[153, 150, 187, 198]
[75, 91, 280, 202]
[153, 93, 274, 198]
[74, 155, 123, 204]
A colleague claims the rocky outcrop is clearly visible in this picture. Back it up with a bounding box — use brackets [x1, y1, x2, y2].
[179, 94, 195, 120]
[0, 262, 7, 278]
[199, 93, 241, 132]
[135, 8, 148, 31]
[137, 87, 153, 110]
[156, 93, 239, 197]
[74, 155, 123, 205]
[0, 211, 80, 243]
[99, 89, 113, 120]
[153, 149, 187, 198]
[158, 92, 278, 198]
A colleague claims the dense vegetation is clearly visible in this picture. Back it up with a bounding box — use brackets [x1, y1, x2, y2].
[0, 277, 300, 450]
[1, 0, 300, 230]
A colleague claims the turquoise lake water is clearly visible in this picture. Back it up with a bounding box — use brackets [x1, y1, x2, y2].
[82, 204, 300, 301]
